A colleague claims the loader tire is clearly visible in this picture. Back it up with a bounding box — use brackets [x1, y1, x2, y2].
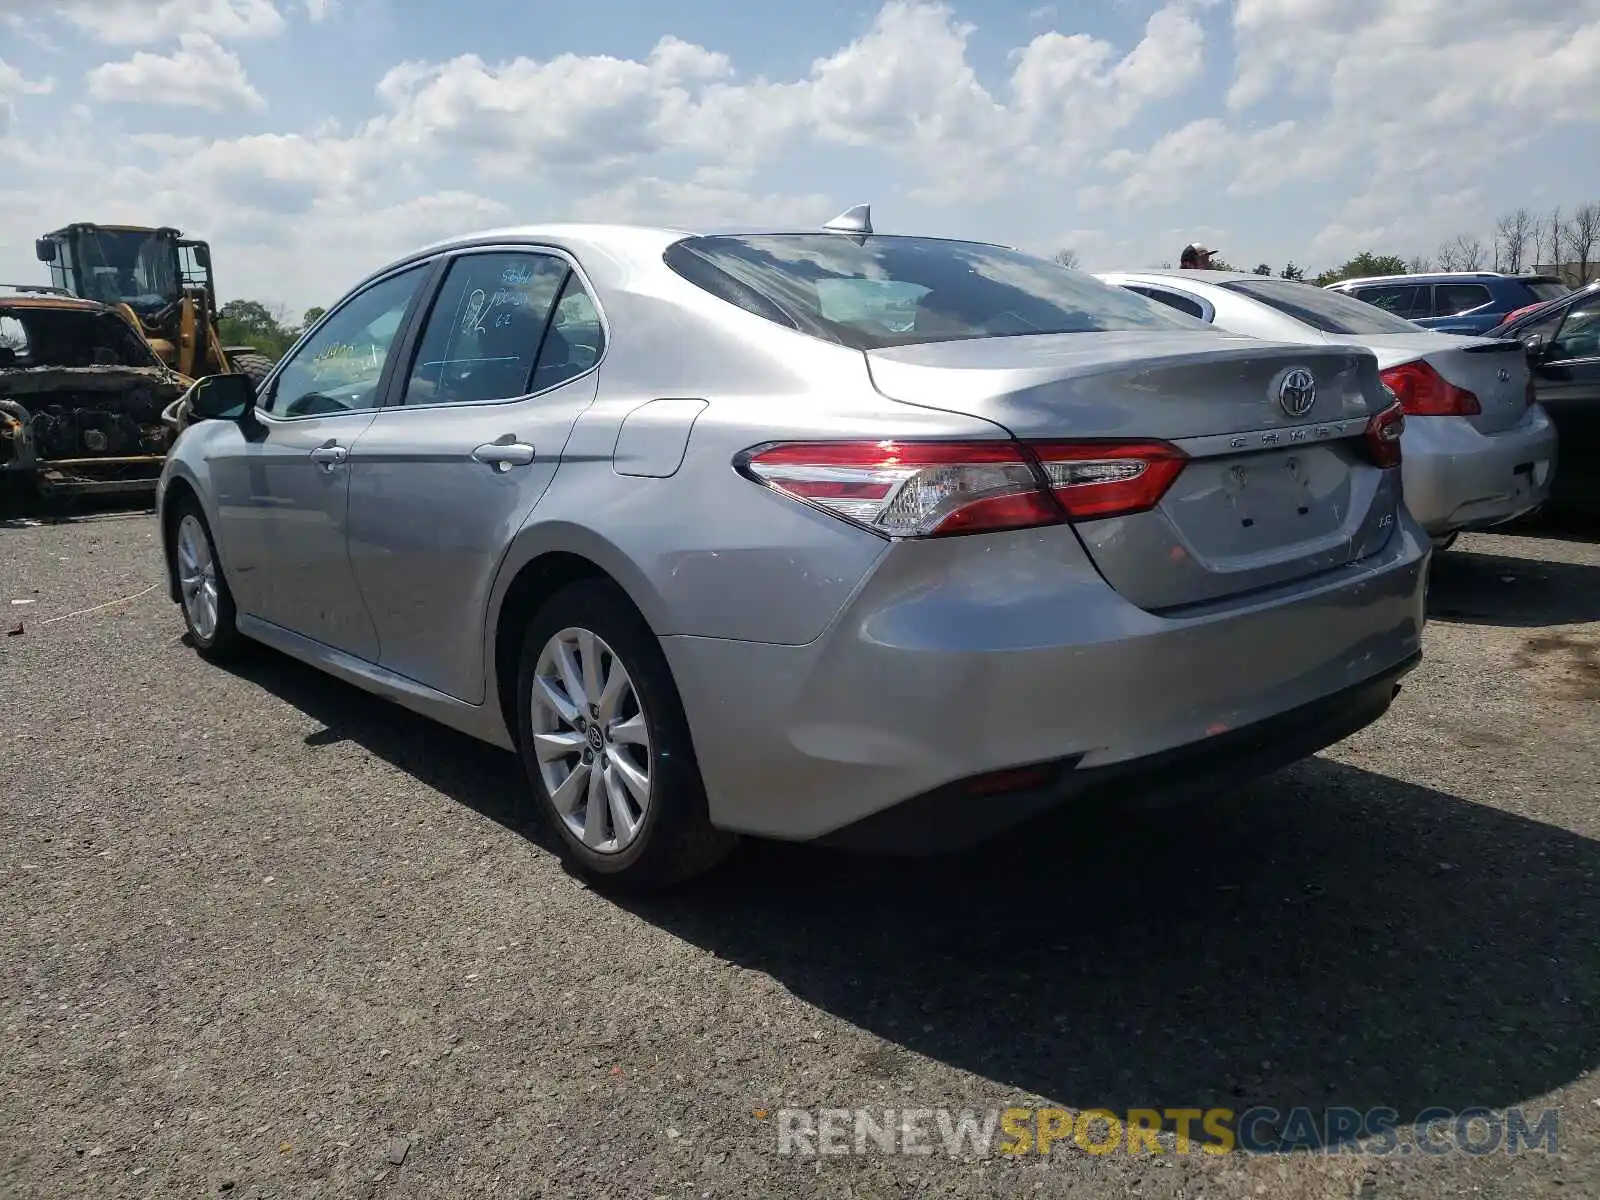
[229, 352, 275, 391]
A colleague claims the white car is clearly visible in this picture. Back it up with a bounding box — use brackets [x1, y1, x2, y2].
[1096, 270, 1558, 548]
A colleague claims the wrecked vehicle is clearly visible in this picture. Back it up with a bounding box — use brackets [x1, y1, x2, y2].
[0, 284, 191, 504]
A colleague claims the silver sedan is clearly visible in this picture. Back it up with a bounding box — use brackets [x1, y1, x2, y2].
[156, 217, 1427, 890]
[1096, 269, 1558, 549]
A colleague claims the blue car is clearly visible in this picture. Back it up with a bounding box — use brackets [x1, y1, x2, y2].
[1325, 272, 1570, 336]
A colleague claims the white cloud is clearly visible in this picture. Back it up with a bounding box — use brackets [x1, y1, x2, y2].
[366, 1, 1206, 204]
[1095, 0, 1600, 265]
[0, 59, 54, 139]
[576, 175, 834, 230]
[0, 0, 1596, 311]
[86, 33, 266, 111]
[4, 0, 285, 45]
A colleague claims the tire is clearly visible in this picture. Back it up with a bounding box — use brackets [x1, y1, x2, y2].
[171, 499, 244, 661]
[229, 352, 275, 390]
[514, 579, 736, 891]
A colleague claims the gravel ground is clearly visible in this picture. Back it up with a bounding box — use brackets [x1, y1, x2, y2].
[2, 511, 1598, 1200]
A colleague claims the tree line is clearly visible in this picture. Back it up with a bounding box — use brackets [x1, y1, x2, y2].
[1053, 196, 1600, 289]
[216, 300, 326, 360]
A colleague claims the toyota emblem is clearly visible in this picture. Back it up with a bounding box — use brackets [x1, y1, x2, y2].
[1277, 368, 1317, 417]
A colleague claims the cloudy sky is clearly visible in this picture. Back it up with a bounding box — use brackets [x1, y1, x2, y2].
[1, 0, 1596, 314]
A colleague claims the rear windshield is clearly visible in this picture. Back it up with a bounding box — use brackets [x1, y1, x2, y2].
[662, 234, 1204, 349]
[1526, 280, 1571, 303]
[1221, 278, 1423, 336]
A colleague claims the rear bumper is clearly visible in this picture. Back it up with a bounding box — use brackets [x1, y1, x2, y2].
[820, 649, 1417, 853]
[662, 513, 1429, 846]
[1401, 406, 1557, 535]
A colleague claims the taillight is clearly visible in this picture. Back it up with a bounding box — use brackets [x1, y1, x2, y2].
[736, 438, 1188, 538]
[1028, 440, 1188, 519]
[1361, 402, 1405, 468]
[1380, 360, 1480, 416]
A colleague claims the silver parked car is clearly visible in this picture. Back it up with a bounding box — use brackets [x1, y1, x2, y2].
[1096, 270, 1558, 549]
[156, 216, 1427, 890]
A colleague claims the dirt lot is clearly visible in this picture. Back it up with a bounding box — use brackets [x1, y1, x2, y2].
[3, 511, 1599, 1199]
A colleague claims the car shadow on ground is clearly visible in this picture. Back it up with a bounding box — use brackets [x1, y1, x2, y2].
[224, 645, 1600, 1133]
[1427, 546, 1600, 627]
[1497, 510, 1600, 546]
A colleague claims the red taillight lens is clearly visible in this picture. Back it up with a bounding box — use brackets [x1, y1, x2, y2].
[1362, 402, 1405, 468]
[1028, 440, 1189, 519]
[737, 438, 1188, 538]
[1380, 360, 1480, 416]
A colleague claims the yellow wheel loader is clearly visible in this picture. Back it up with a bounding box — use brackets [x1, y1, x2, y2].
[34, 223, 276, 388]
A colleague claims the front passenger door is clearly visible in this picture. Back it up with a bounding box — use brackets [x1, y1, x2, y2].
[208, 263, 434, 659]
[1530, 291, 1600, 511]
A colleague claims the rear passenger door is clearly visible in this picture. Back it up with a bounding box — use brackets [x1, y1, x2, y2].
[343, 247, 605, 704]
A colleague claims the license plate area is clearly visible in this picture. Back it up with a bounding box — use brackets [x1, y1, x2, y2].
[1162, 446, 1352, 559]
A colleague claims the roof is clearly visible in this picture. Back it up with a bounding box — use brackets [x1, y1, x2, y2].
[1327, 271, 1564, 288]
[1095, 268, 1269, 285]
[0, 284, 111, 313]
[354, 218, 1021, 300]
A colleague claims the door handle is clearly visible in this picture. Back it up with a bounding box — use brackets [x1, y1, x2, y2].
[309, 442, 348, 470]
[472, 439, 536, 471]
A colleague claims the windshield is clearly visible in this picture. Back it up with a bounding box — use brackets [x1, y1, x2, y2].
[0, 306, 162, 369]
[663, 234, 1205, 349]
[1221, 278, 1424, 336]
[72, 229, 180, 313]
[1527, 280, 1571, 303]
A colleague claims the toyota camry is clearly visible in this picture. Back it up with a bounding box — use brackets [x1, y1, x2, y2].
[156, 211, 1428, 890]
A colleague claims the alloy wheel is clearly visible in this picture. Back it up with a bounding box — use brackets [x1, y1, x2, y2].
[176, 513, 220, 640]
[528, 626, 653, 854]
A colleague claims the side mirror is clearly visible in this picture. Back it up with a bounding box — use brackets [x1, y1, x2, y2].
[1523, 333, 1548, 362]
[195, 244, 212, 269]
[35, 239, 56, 263]
[188, 373, 256, 421]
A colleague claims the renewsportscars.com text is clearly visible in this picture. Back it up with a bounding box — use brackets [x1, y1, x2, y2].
[772, 1106, 1560, 1158]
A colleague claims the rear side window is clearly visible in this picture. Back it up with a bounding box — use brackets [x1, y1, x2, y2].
[1125, 285, 1207, 320]
[1351, 284, 1422, 318]
[663, 234, 1204, 350]
[1434, 283, 1494, 315]
[1221, 278, 1422, 335]
[1526, 280, 1571, 303]
[399, 251, 574, 407]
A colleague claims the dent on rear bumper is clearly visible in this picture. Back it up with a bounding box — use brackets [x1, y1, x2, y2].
[1401, 408, 1557, 533]
[662, 517, 1429, 843]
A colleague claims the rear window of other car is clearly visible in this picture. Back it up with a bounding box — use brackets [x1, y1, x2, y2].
[663, 234, 1203, 350]
[1223, 278, 1423, 335]
[1527, 280, 1572, 303]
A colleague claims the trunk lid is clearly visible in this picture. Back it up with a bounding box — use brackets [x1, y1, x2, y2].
[866, 331, 1402, 612]
[1357, 332, 1530, 435]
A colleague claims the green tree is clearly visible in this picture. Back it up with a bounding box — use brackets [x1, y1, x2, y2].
[1313, 251, 1409, 287]
[1279, 261, 1305, 280]
[218, 299, 295, 358]
[1253, 263, 1272, 276]
[302, 306, 326, 330]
